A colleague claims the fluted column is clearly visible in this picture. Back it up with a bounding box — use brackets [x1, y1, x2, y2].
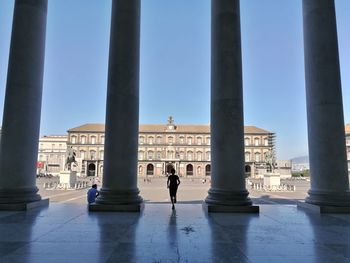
[92, 0, 142, 211]
[0, 0, 48, 209]
[302, 0, 350, 208]
[205, 0, 257, 212]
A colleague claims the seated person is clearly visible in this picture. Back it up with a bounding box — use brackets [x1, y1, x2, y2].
[87, 184, 99, 204]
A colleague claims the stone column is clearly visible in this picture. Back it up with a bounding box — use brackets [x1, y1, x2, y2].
[302, 0, 350, 208]
[205, 0, 257, 212]
[0, 0, 48, 209]
[91, 0, 142, 211]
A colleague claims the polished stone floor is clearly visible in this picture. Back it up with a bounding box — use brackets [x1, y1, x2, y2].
[0, 203, 349, 263]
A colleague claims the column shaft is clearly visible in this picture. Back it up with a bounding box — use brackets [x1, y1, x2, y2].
[96, 0, 142, 205]
[206, 0, 252, 207]
[0, 0, 47, 203]
[303, 0, 350, 206]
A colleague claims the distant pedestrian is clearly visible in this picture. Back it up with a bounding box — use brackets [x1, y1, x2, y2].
[87, 184, 99, 204]
[167, 168, 180, 210]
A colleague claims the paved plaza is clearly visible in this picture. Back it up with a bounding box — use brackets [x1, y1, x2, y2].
[1, 202, 350, 262]
[37, 177, 309, 205]
[0, 179, 348, 262]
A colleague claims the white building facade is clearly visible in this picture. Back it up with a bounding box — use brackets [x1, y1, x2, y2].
[66, 118, 277, 178]
[37, 135, 67, 175]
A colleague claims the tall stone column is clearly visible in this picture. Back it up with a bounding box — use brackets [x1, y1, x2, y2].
[0, 0, 48, 209]
[302, 0, 350, 210]
[205, 0, 258, 212]
[91, 0, 142, 211]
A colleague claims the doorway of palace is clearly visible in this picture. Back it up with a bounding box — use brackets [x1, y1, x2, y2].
[166, 163, 174, 175]
[186, 164, 193, 176]
[146, 163, 154, 176]
[245, 165, 251, 177]
[88, 163, 96, 177]
[205, 164, 211, 176]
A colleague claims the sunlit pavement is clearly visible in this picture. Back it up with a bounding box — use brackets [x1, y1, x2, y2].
[1, 202, 350, 262]
[37, 177, 310, 205]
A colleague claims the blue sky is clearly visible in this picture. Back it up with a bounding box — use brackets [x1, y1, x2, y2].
[0, 0, 349, 160]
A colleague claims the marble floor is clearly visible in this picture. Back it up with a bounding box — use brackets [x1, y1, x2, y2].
[0, 203, 349, 263]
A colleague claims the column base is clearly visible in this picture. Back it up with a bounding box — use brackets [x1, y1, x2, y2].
[297, 201, 350, 213]
[95, 188, 143, 207]
[89, 202, 144, 212]
[0, 187, 42, 204]
[205, 188, 257, 212]
[305, 190, 350, 207]
[0, 198, 49, 211]
[203, 202, 259, 213]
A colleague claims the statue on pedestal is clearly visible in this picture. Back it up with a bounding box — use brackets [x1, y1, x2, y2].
[65, 146, 77, 171]
[264, 149, 276, 173]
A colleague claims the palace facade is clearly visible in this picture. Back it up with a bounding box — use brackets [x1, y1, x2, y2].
[65, 118, 276, 178]
[346, 124, 350, 173]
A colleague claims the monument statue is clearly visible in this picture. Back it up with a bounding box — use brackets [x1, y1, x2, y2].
[168, 116, 174, 125]
[65, 146, 77, 171]
[264, 149, 276, 173]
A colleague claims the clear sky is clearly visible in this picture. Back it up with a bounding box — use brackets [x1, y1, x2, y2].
[0, 0, 349, 160]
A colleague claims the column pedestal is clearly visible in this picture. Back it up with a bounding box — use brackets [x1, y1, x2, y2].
[0, 0, 48, 209]
[301, 0, 350, 212]
[90, 0, 142, 211]
[205, 0, 258, 213]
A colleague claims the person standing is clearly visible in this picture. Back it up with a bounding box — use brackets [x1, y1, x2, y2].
[87, 184, 99, 204]
[167, 168, 180, 210]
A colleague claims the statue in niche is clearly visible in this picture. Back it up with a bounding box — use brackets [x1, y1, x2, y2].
[264, 149, 276, 173]
[66, 146, 77, 171]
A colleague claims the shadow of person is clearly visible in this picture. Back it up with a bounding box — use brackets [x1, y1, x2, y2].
[168, 209, 178, 246]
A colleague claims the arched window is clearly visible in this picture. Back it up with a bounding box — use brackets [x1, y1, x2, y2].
[138, 165, 143, 176]
[138, 151, 144, 160]
[180, 151, 184, 160]
[188, 137, 193, 145]
[168, 136, 174, 144]
[255, 152, 261, 162]
[187, 151, 193, 161]
[71, 136, 77, 144]
[91, 136, 96, 144]
[168, 150, 174, 159]
[197, 166, 201, 175]
[245, 137, 250, 146]
[264, 138, 269, 146]
[80, 150, 85, 159]
[81, 136, 86, 144]
[205, 164, 211, 176]
[139, 136, 145, 144]
[197, 151, 202, 161]
[197, 137, 202, 145]
[186, 164, 193, 176]
[90, 150, 96, 160]
[146, 164, 154, 175]
[254, 137, 260, 146]
[156, 136, 162, 144]
[156, 151, 161, 159]
[206, 151, 211, 161]
[148, 136, 154, 144]
[147, 151, 153, 159]
[206, 137, 211, 145]
[179, 136, 185, 144]
[245, 152, 250, 162]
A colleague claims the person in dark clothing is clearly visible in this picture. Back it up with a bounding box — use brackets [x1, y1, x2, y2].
[167, 168, 181, 210]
